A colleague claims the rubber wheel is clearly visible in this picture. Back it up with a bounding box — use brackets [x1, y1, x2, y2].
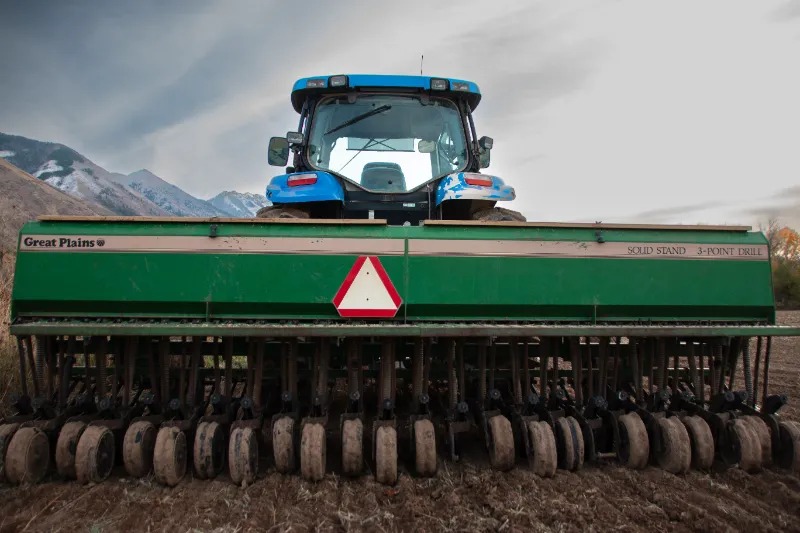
[618, 413, 649, 469]
[472, 207, 527, 222]
[56, 421, 87, 479]
[681, 415, 714, 470]
[272, 417, 295, 474]
[568, 417, 585, 470]
[656, 417, 691, 474]
[341, 418, 363, 476]
[527, 421, 557, 477]
[777, 420, 800, 473]
[229, 427, 258, 486]
[153, 427, 187, 486]
[413, 419, 437, 477]
[730, 418, 761, 473]
[256, 206, 310, 219]
[0, 423, 20, 482]
[741, 416, 772, 467]
[300, 423, 326, 482]
[487, 415, 515, 471]
[75, 426, 115, 484]
[194, 421, 226, 479]
[123, 421, 157, 478]
[375, 425, 398, 485]
[555, 416, 584, 471]
[5, 427, 49, 484]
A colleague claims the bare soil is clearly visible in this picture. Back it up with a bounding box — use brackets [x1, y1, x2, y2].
[1, 312, 798, 533]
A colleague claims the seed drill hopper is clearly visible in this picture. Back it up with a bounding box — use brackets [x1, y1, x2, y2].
[2, 75, 800, 487]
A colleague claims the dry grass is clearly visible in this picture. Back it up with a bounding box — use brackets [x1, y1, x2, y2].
[0, 251, 18, 416]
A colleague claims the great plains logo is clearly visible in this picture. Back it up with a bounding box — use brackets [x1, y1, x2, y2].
[23, 237, 103, 249]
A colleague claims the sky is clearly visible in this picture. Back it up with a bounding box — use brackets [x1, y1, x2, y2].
[1, 0, 798, 227]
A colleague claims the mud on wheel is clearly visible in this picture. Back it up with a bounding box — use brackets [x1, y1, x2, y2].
[123, 421, 157, 478]
[229, 427, 258, 486]
[488, 415, 515, 471]
[527, 420, 557, 477]
[617, 413, 649, 470]
[300, 423, 326, 482]
[375, 425, 398, 485]
[75, 426, 115, 484]
[153, 427, 187, 486]
[555, 416, 584, 472]
[656, 417, 691, 474]
[4, 427, 49, 485]
[341, 419, 363, 477]
[413, 419, 437, 477]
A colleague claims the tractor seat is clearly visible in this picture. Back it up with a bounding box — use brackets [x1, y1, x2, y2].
[360, 162, 406, 192]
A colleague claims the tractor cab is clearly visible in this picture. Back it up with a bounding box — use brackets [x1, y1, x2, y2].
[264, 75, 521, 224]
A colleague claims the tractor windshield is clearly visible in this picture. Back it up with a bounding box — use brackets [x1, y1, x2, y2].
[306, 94, 469, 192]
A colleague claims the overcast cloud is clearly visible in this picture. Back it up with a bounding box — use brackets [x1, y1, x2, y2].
[1, 0, 798, 227]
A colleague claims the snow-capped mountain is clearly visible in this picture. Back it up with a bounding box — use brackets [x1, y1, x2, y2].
[108, 169, 230, 217]
[209, 191, 271, 218]
[0, 132, 267, 218]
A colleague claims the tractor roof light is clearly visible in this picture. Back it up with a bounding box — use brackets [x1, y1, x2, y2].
[430, 78, 448, 91]
[287, 173, 318, 187]
[286, 131, 304, 145]
[305, 78, 326, 88]
[452, 81, 470, 92]
[329, 75, 348, 87]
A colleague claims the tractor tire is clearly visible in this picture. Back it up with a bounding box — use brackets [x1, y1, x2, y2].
[256, 206, 310, 219]
[472, 207, 526, 222]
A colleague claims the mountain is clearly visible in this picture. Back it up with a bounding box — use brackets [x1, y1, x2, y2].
[0, 158, 107, 252]
[0, 133, 268, 218]
[108, 169, 230, 217]
[0, 133, 168, 216]
[209, 191, 271, 218]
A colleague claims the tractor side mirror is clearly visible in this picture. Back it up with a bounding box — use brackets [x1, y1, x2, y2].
[478, 136, 492, 168]
[268, 137, 289, 167]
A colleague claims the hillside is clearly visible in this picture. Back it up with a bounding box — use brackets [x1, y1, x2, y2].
[0, 158, 106, 252]
[0, 133, 268, 218]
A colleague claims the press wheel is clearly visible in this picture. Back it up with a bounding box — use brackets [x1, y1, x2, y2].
[341, 418, 363, 476]
[413, 419, 437, 477]
[194, 421, 226, 479]
[487, 415, 514, 471]
[618, 413, 649, 469]
[153, 426, 187, 486]
[555, 416, 584, 471]
[656, 417, 691, 474]
[229, 427, 258, 486]
[527, 420, 557, 477]
[741, 416, 772, 467]
[730, 418, 761, 473]
[681, 415, 714, 470]
[777, 420, 800, 473]
[0, 423, 21, 482]
[272, 416, 295, 474]
[75, 425, 115, 484]
[56, 421, 87, 479]
[375, 425, 398, 485]
[123, 421, 157, 478]
[300, 423, 326, 482]
[5, 427, 49, 484]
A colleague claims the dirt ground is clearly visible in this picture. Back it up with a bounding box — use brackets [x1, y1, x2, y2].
[1, 313, 798, 533]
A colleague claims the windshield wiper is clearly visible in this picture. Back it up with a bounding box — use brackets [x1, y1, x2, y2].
[324, 105, 391, 136]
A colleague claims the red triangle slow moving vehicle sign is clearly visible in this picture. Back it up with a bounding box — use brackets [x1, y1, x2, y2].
[332, 256, 402, 318]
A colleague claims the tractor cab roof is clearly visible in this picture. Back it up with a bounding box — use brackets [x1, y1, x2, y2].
[290, 74, 481, 113]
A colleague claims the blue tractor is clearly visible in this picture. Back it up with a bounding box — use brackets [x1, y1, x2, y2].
[260, 74, 525, 224]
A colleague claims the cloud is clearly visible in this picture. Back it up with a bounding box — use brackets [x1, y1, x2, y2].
[630, 202, 724, 221]
[771, 1, 800, 21]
